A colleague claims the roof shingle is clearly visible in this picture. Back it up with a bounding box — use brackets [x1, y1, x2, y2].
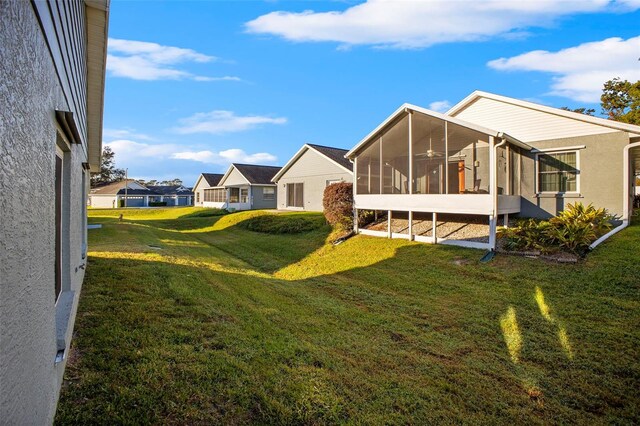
[233, 164, 281, 185]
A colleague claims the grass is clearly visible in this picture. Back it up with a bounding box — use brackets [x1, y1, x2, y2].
[56, 207, 640, 424]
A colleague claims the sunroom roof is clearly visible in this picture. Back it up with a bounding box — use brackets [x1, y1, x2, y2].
[345, 103, 531, 159]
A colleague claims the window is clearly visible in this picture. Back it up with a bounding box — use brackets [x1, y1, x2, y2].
[196, 192, 200, 203]
[537, 151, 579, 193]
[240, 188, 249, 203]
[229, 188, 239, 203]
[204, 188, 226, 202]
[263, 187, 275, 200]
[287, 183, 304, 208]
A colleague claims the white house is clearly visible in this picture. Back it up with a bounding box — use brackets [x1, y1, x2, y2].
[346, 92, 640, 250]
[193, 164, 281, 211]
[272, 144, 353, 211]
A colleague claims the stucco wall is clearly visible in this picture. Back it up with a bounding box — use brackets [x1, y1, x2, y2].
[90, 195, 117, 208]
[276, 149, 353, 211]
[519, 132, 629, 218]
[0, 2, 89, 423]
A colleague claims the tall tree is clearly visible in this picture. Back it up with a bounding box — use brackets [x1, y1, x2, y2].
[601, 78, 640, 125]
[91, 146, 125, 186]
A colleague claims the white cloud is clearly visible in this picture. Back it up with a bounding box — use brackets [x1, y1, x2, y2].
[428, 100, 451, 113]
[174, 110, 287, 134]
[103, 128, 153, 141]
[107, 38, 241, 81]
[105, 140, 181, 157]
[106, 139, 277, 170]
[245, 0, 639, 49]
[487, 35, 640, 102]
[172, 149, 278, 165]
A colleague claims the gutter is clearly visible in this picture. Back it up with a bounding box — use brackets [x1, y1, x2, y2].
[489, 137, 508, 250]
[589, 141, 640, 250]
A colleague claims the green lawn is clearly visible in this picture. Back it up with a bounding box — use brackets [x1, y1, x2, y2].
[56, 207, 640, 424]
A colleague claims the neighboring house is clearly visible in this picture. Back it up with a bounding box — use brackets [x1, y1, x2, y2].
[346, 91, 640, 250]
[89, 181, 194, 207]
[193, 164, 281, 211]
[146, 185, 194, 206]
[272, 144, 353, 211]
[193, 173, 224, 208]
[0, 0, 109, 423]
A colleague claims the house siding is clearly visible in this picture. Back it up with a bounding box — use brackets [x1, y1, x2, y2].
[452, 97, 618, 143]
[192, 177, 210, 207]
[223, 167, 249, 186]
[276, 148, 353, 211]
[519, 132, 629, 218]
[251, 185, 278, 209]
[0, 2, 102, 422]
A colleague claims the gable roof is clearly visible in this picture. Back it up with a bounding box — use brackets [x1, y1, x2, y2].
[219, 163, 282, 186]
[146, 185, 194, 196]
[345, 103, 530, 159]
[202, 173, 224, 186]
[90, 179, 156, 195]
[272, 143, 352, 182]
[447, 91, 640, 140]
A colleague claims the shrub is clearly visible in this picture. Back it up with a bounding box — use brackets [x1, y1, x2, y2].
[149, 201, 167, 207]
[239, 214, 324, 234]
[323, 182, 354, 229]
[498, 202, 614, 256]
[184, 208, 228, 218]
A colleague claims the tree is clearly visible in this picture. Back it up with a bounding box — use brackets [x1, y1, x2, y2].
[601, 78, 640, 125]
[159, 179, 183, 186]
[560, 107, 595, 116]
[91, 146, 125, 187]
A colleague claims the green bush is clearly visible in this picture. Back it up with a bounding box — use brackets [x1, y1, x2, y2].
[239, 214, 324, 234]
[498, 202, 614, 255]
[183, 208, 228, 218]
[149, 201, 167, 207]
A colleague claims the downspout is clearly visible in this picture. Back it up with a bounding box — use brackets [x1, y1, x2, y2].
[589, 141, 640, 250]
[489, 136, 508, 250]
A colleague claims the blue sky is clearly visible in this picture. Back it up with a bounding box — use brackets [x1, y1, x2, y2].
[103, 0, 640, 186]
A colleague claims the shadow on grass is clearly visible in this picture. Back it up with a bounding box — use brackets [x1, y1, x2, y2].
[58, 221, 640, 424]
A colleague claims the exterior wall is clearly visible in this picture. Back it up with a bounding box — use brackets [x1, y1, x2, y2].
[193, 177, 210, 207]
[252, 185, 278, 210]
[452, 97, 619, 143]
[519, 132, 629, 218]
[226, 185, 252, 211]
[223, 167, 249, 186]
[90, 195, 117, 208]
[0, 1, 93, 422]
[276, 149, 353, 211]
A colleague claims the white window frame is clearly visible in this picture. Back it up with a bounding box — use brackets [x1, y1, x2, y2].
[263, 186, 275, 200]
[535, 149, 581, 195]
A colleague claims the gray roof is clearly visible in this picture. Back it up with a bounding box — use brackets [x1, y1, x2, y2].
[307, 144, 352, 171]
[233, 164, 281, 185]
[90, 180, 157, 195]
[201, 173, 224, 186]
[146, 185, 194, 196]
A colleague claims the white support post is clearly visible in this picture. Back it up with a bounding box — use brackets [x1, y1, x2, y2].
[408, 211, 413, 241]
[144, 195, 149, 207]
[489, 215, 497, 250]
[408, 111, 413, 195]
[432, 212, 437, 244]
[354, 208, 359, 233]
[503, 213, 509, 228]
[444, 121, 449, 194]
[388, 210, 392, 238]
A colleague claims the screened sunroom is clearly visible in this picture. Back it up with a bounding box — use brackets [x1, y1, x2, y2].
[345, 104, 532, 249]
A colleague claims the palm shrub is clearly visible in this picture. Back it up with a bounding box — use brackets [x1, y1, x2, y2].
[498, 203, 614, 255]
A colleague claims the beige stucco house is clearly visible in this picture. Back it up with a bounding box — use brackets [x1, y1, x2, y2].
[193, 164, 281, 211]
[0, 0, 109, 422]
[272, 144, 353, 212]
[346, 91, 640, 250]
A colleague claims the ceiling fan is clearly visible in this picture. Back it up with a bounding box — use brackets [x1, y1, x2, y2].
[414, 129, 445, 158]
